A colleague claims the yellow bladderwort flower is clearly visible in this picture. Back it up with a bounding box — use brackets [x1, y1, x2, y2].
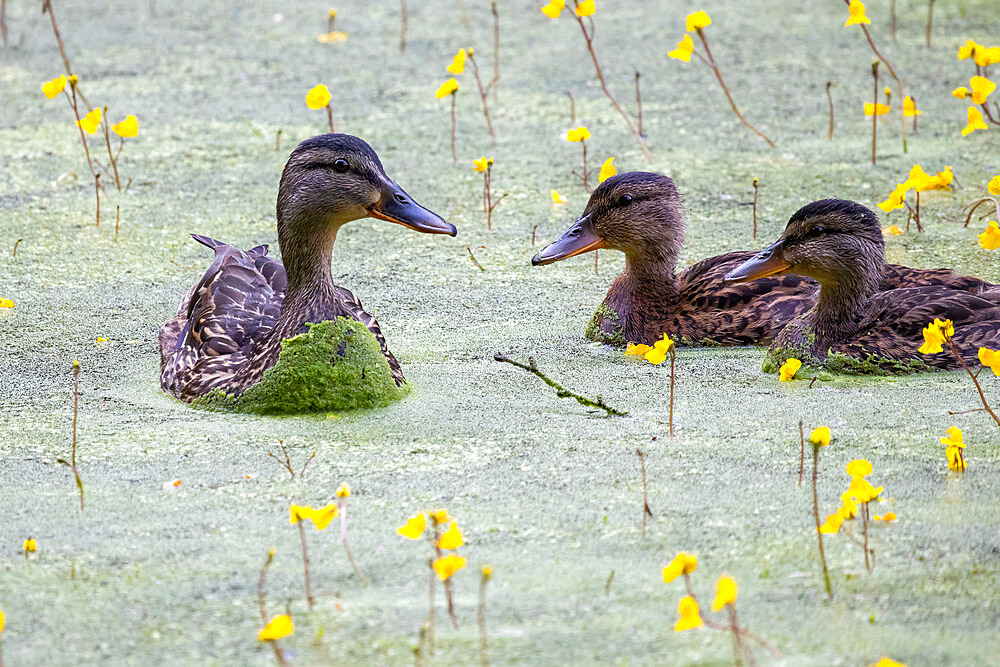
[289, 503, 339, 530]
[711, 575, 737, 612]
[446, 49, 467, 74]
[0, 298, 14, 308]
[625, 342, 652, 357]
[316, 31, 348, 43]
[305, 84, 332, 110]
[112, 114, 138, 138]
[969, 76, 996, 105]
[810, 426, 831, 447]
[988, 175, 1000, 196]
[962, 107, 988, 136]
[685, 10, 711, 32]
[978, 221, 1000, 250]
[644, 334, 674, 365]
[918, 318, 953, 354]
[871, 658, 907, 667]
[76, 107, 102, 134]
[430, 509, 450, 525]
[472, 156, 492, 173]
[0, 610, 4, 632]
[844, 0, 870, 26]
[882, 225, 903, 235]
[902, 164, 940, 192]
[778, 358, 801, 382]
[23, 537, 37, 553]
[398, 512, 426, 539]
[934, 166, 954, 189]
[674, 596, 703, 631]
[258, 614, 294, 641]
[438, 521, 465, 549]
[336, 483, 351, 498]
[565, 126, 591, 142]
[668, 34, 694, 62]
[662, 552, 698, 583]
[598, 157, 616, 184]
[863, 103, 890, 116]
[574, 0, 595, 17]
[540, 0, 565, 18]
[42, 74, 67, 99]
[941, 426, 966, 471]
[846, 459, 873, 478]
[481, 564, 494, 579]
[435, 78, 459, 98]
[432, 554, 467, 580]
[978, 347, 1000, 376]
[550, 189, 567, 205]
[902, 96, 921, 117]
[819, 511, 843, 534]
[877, 183, 908, 213]
[873, 512, 897, 522]
[958, 39, 982, 61]
[952, 86, 969, 100]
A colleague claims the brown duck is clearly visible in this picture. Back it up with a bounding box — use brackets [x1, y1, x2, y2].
[159, 134, 456, 400]
[725, 198, 1000, 370]
[533, 173, 992, 347]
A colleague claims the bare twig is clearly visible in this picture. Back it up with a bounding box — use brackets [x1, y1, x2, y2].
[299, 452, 315, 479]
[825, 82, 834, 139]
[947, 340, 1000, 427]
[488, 0, 500, 102]
[267, 441, 295, 478]
[58, 361, 84, 511]
[468, 52, 496, 139]
[467, 246, 485, 271]
[634, 71, 644, 136]
[275, 129, 282, 152]
[531, 225, 537, 245]
[636, 448, 653, 538]
[493, 353, 627, 417]
[963, 197, 1000, 227]
[925, 0, 935, 48]
[12, 238, 22, 257]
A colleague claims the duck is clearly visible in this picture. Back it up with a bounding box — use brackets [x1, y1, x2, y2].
[724, 198, 1000, 371]
[159, 134, 456, 401]
[532, 172, 993, 347]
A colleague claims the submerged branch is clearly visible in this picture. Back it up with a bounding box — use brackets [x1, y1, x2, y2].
[493, 353, 627, 417]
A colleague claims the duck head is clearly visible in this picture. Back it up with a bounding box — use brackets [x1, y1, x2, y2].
[725, 199, 885, 292]
[277, 134, 456, 239]
[532, 172, 685, 266]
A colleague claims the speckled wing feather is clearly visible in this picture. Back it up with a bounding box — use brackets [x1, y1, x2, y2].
[336, 285, 405, 386]
[882, 264, 994, 294]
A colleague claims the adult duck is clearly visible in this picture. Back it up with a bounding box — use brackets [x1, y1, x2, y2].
[159, 134, 456, 400]
[532, 173, 992, 347]
[725, 199, 1000, 371]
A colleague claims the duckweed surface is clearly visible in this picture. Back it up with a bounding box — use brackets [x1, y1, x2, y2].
[2, 1, 1000, 665]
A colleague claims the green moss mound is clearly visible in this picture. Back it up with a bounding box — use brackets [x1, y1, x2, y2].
[584, 303, 626, 347]
[192, 318, 408, 414]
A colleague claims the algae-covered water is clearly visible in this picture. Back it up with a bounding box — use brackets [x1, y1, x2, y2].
[2, 1, 1000, 664]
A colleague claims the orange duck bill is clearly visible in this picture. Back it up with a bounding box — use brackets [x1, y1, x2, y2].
[724, 239, 792, 282]
[531, 213, 605, 266]
[367, 180, 457, 236]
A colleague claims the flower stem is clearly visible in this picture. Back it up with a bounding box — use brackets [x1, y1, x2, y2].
[488, 0, 500, 102]
[325, 104, 334, 133]
[634, 71, 644, 136]
[427, 559, 436, 655]
[636, 448, 653, 538]
[338, 499, 370, 586]
[848, 0, 907, 153]
[871, 61, 878, 165]
[669, 347, 676, 437]
[101, 109, 121, 190]
[947, 339, 1000, 427]
[696, 30, 775, 148]
[925, 0, 935, 48]
[478, 572, 490, 666]
[861, 502, 872, 572]
[399, 0, 407, 52]
[257, 550, 289, 667]
[297, 521, 314, 610]
[963, 197, 1000, 227]
[752, 177, 758, 239]
[450, 95, 457, 163]
[798, 420, 805, 487]
[469, 54, 496, 139]
[812, 445, 833, 598]
[826, 82, 834, 139]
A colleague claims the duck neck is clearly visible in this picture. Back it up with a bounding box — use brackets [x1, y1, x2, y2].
[812, 261, 884, 343]
[622, 245, 680, 299]
[275, 218, 341, 332]
[605, 246, 681, 341]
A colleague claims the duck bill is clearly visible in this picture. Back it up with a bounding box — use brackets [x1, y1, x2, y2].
[368, 182, 457, 236]
[531, 213, 605, 266]
[724, 240, 792, 282]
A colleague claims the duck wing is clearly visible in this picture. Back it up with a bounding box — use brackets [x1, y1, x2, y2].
[883, 264, 993, 294]
[336, 285, 405, 386]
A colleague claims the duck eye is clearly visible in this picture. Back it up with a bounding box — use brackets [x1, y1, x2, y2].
[333, 158, 350, 173]
[807, 225, 824, 237]
[617, 194, 633, 207]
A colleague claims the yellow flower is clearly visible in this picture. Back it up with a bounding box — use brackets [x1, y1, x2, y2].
[329, 8, 337, 18]
[941, 426, 967, 471]
[711, 575, 737, 612]
[969, 76, 996, 105]
[112, 114, 138, 138]
[644, 334, 674, 365]
[810, 426, 831, 447]
[0, 298, 13, 309]
[625, 342, 652, 356]
[845, 0, 870, 26]
[433, 554, 467, 580]
[0, 610, 4, 633]
[819, 511, 843, 534]
[863, 103, 890, 116]
[674, 596, 703, 631]
[289, 503, 338, 530]
[839, 495, 859, 519]
[978, 347, 1000, 376]
[446, 49, 467, 74]
[668, 34, 694, 62]
[778, 358, 801, 382]
[76, 107, 102, 134]
[540, 0, 565, 18]
[662, 552, 698, 583]
[23, 538, 37, 553]
[67, 75, 78, 86]
[962, 107, 989, 136]
[877, 183, 908, 213]
[988, 175, 1000, 196]
[882, 225, 903, 235]
[430, 509, 450, 524]
[983, 46, 1000, 67]
[940, 425, 963, 448]
[566, 126, 591, 142]
[398, 512, 426, 539]
[550, 189, 567, 205]
[438, 521, 465, 549]
[336, 483, 351, 498]
[482, 564, 494, 579]
[978, 221, 1000, 250]
[41, 74, 67, 99]
[96, 337, 109, 344]
[685, 10, 711, 32]
[845, 459, 873, 478]
[872, 658, 906, 667]
[917, 318, 953, 354]
[846, 477, 883, 503]
[952, 86, 969, 99]
[903, 164, 940, 192]
[598, 157, 616, 184]
[316, 31, 348, 43]
[305, 84, 332, 110]
[258, 614, 294, 641]
[574, 0, 595, 17]
[435, 78, 459, 98]
[902, 96, 921, 117]
[958, 39, 982, 61]
[934, 166, 954, 189]
[472, 156, 492, 173]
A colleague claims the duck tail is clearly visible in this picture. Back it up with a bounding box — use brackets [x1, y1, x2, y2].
[190, 233, 226, 250]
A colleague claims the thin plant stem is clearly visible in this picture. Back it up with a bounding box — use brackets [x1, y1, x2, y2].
[580, 141, 589, 191]
[338, 498, 371, 586]
[432, 523, 459, 630]
[798, 420, 805, 486]
[947, 339, 1000, 427]
[467, 246, 485, 271]
[468, 54, 496, 139]
[571, 14, 651, 161]
[325, 104, 334, 133]
[267, 441, 295, 478]
[94, 174, 101, 226]
[752, 177, 758, 239]
[493, 353, 627, 416]
[115, 205, 120, 235]
[695, 29, 775, 148]
[682, 574, 781, 659]
[478, 571, 491, 666]
[871, 61, 878, 165]
[66, 86, 97, 178]
[12, 238, 22, 257]
[634, 71, 644, 136]
[636, 448, 653, 539]
[812, 445, 833, 598]
[488, 0, 500, 102]
[427, 559, 436, 655]
[399, 0, 407, 52]
[297, 521, 314, 610]
[925, 0, 935, 48]
[889, 0, 897, 41]
[1, 0, 8, 49]
[275, 129, 282, 152]
[101, 110, 120, 190]
[594, 250, 598, 275]
[565, 91, 575, 124]
[826, 82, 834, 139]
[861, 502, 872, 572]
[669, 347, 676, 437]
[727, 605, 744, 667]
[915, 191, 922, 232]
[258, 550, 289, 667]
[450, 95, 457, 163]
[963, 197, 1000, 227]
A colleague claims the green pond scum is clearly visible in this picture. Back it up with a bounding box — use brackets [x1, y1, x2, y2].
[2, 0, 1000, 665]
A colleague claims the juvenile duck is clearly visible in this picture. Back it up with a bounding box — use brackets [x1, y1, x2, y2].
[725, 199, 1000, 370]
[159, 134, 456, 400]
[533, 173, 992, 347]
